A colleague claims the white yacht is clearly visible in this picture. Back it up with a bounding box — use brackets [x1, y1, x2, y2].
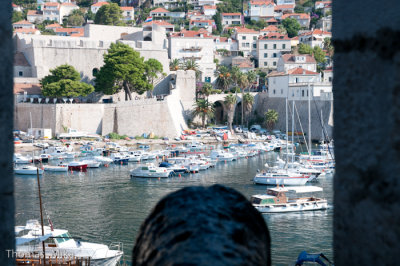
[14, 153, 32, 164]
[210, 150, 235, 161]
[250, 186, 328, 213]
[15, 220, 123, 266]
[14, 165, 43, 175]
[253, 170, 311, 186]
[130, 164, 174, 178]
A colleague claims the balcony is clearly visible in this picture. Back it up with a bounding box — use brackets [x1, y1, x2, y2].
[183, 56, 202, 60]
[182, 46, 202, 52]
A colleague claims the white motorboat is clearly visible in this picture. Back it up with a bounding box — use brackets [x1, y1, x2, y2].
[210, 150, 235, 161]
[250, 186, 328, 213]
[14, 166, 43, 175]
[93, 156, 113, 165]
[130, 163, 174, 178]
[253, 170, 311, 186]
[14, 153, 32, 164]
[15, 219, 123, 266]
[81, 160, 101, 168]
[43, 165, 68, 172]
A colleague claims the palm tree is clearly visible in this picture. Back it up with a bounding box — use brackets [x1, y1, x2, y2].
[243, 93, 254, 126]
[265, 109, 278, 131]
[230, 66, 241, 87]
[192, 99, 214, 128]
[169, 59, 180, 71]
[224, 94, 237, 131]
[215, 65, 232, 92]
[237, 72, 249, 126]
[201, 83, 213, 100]
[183, 59, 202, 80]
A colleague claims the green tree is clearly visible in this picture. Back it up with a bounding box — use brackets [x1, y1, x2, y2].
[41, 64, 94, 97]
[192, 99, 214, 128]
[169, 58, 180, 71]
[313, 46, 326, 64]
[294, 5, 305, 13]
[323, 37, 334, 59]
[243, 92, 254, 126]
[215, 65, 232, 91]
[95, 42, 153, 100]
[224, 94, 237, 131]
[183, 59, 201, 80]
[298, 43, 313, 55]
[230, 66, 241, 87]
[282, 18, 301, 38]
[265, 109, 278, 130]
[86, 9, 95, 20]
[94, 3, 123, 26]
[67, 9, 85, 26]
[144, 58, 164, 97]
[12, 11, 24, 23]
[212, 12, 222, 33]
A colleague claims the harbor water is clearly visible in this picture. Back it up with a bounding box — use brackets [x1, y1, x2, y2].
[14, 148, 333, 265]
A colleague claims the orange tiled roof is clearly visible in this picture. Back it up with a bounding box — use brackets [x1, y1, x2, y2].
[249, 0, 274, 5]
[235, 27, 259, 34]
[281, 53, 316, 63]
[281, 13, 310, 20]
[260, 25, 278, 32]
[45, 23, 62, 29]
[12, 3, 19, 7]
[221, 12, 242, 16]
[120, 6, 133, 11]
[13, 20, 33, 25]
[238, 62, 252, 68]
[288, 67, 318, 75]
[14, 52, 30, 67]
[92, 2, 109, 7]
[274, 4, 295, 10]
[14, 28, 38, 34]
[203, 5, 217, 9]
[190, 19, 214, 25]
[143, 20, 173, 26]
[44, 2, 59, 6]
[27, 10, 42, 16]
[55, 27, 84, 35]
[14, 83, 42, 95]
[61, 3, 77, 6]
[170, 29, 212, 38]
[259, 32, 290, 40]
[150, 7, 169, 13]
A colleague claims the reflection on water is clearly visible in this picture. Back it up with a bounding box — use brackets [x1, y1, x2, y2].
[14, 150, 333, 265]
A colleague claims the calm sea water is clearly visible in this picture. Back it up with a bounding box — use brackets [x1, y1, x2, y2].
[14, 147, 333, 266]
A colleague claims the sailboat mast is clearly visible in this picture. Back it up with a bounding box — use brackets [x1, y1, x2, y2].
[36, 169, 46, 263]
[308, 82, 311, 157]
[286, 97, 288, 169]
[292, 100, 295, 163]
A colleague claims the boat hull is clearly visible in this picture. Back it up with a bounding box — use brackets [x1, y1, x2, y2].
[68, 165, 88, 171]
[255, 200, 329, 213]
[253, 176, 309, 186]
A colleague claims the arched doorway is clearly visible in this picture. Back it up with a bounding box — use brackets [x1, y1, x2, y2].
[233, 101, 242, 127]
[213, 101, 225, 125]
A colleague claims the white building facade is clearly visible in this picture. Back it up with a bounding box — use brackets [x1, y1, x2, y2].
[169, 29, 216, 83]
[248, 0, 274, 21]
[257, 33, 291, 69]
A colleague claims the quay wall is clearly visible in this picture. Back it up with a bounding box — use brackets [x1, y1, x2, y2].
[14, 99, 183, 138]
[254, 93, 333, 140]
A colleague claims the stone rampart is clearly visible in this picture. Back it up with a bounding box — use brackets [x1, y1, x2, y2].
[254, 93, 333, 140]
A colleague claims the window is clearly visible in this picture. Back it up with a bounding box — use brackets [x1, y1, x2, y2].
[273, 89, 276, 94]
[242, 36, 246, 40]
[92, 68, 99, 76]
[273, 44, 276, 49]
[253, 36, 257, 40]
[329, 77, 332, 82]
[264, 62, 268, 66]
[242, 43, 246, 47]
[264, 53, 268, 58]
[264, 44, 268, 49]
[253, 43, 257, 48]
[273, 61, 276, 66]
[302, 90, 304, 97]
[307, 90, 309, 96]
[205, 77, 211, 82]
[18, 71, 23, 77]
[273, 53, 277, 58]
[281, 89, 283, 94]
[282, 44, 286, 49]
